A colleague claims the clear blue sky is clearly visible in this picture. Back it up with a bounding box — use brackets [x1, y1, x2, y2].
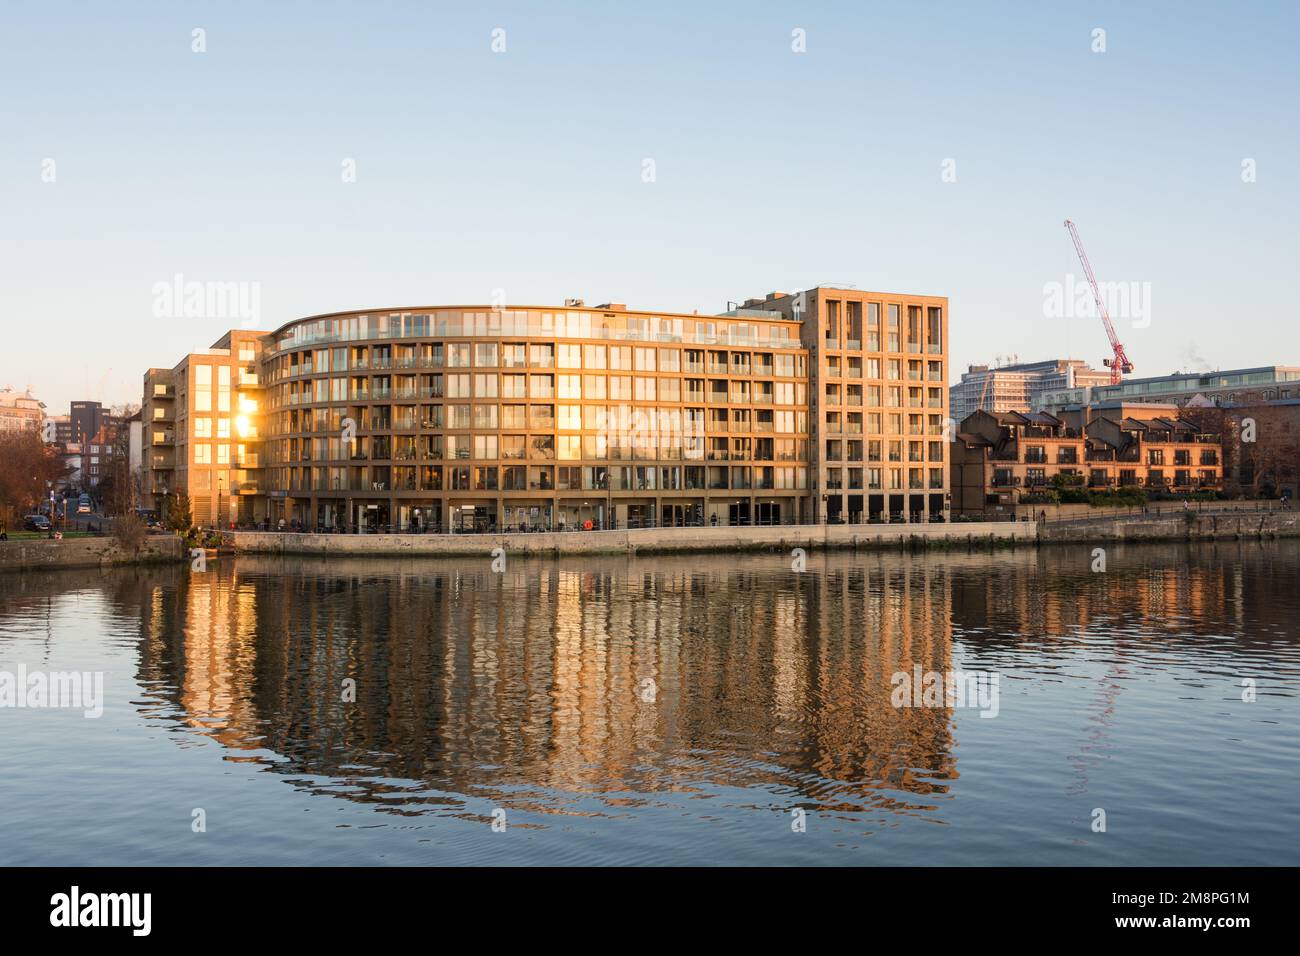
[3, 1, 1296, 413]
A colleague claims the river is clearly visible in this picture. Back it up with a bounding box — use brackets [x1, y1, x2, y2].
[1, 541, 1297, 865]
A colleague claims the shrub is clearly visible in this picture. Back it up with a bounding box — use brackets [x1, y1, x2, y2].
[112, 512, 147, 553]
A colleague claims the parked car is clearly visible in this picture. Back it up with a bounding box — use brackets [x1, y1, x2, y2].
[23, 514, 51, 532]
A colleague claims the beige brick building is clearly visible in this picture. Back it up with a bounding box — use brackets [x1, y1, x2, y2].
[143, 287, 949, 531]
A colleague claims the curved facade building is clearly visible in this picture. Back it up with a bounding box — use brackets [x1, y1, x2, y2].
[143, 287, 950, 531]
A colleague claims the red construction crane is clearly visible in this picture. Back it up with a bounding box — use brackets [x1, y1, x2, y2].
[1064, 219, 1133, 385]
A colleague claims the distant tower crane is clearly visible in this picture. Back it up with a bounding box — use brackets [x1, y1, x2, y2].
[1064, 219, 1134, 385]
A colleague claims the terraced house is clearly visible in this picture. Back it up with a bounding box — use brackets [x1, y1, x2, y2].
[950, 404, 1223, 516]
[142, 286, 949, 532]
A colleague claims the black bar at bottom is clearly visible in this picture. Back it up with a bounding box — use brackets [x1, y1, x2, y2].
[3, 867, 1284, 939]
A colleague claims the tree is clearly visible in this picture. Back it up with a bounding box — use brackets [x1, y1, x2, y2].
[100, 422, 141, 516]
[0, 430, 70, 528]
[165, 489, 193, 536]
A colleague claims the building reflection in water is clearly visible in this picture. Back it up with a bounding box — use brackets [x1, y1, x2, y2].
[124, 543, 1293, 825]
[131, 554, 960, 820]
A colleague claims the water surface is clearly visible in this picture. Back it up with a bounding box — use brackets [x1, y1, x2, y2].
[1, 542, 1297, 865]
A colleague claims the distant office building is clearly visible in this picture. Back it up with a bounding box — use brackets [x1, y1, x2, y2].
[950, 359, 1110, 422]
[44, 414, 72, 443]
[1036, 365, 1300, 413]
[0, 386, 45, 434]
[69, 400, 106, 444]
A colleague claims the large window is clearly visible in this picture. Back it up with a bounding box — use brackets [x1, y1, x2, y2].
[557, 435, 580, 460]
[194, 365, 212, 411]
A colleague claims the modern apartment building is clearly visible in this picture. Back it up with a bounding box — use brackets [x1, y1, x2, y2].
[142, 330, 266, 527]
[143, 287, 949, 530]
[950, 359, 1111, 422]
[1036, 365, 1300, 413]
[950, 404, 1222, 516]
[744, 287, 949, 523]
